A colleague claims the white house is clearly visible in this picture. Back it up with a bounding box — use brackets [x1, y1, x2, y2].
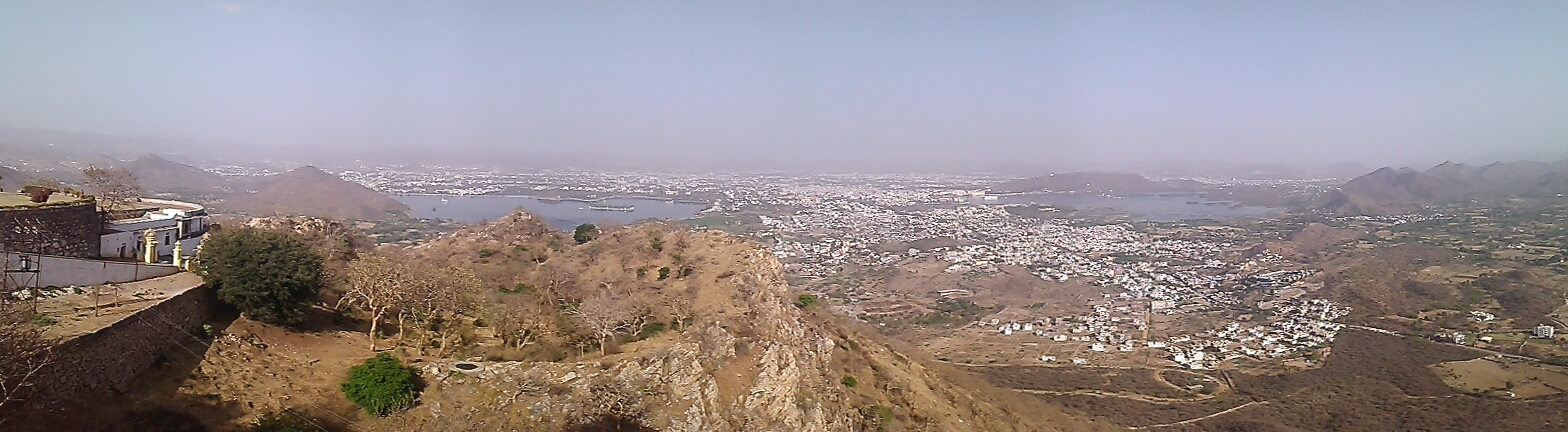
[98, 198, 210, 263]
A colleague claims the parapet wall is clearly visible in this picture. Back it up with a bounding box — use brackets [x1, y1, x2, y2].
[0, 201, 102, 258]
[0, 252, 181, 288]
[26, 274, 218, 417]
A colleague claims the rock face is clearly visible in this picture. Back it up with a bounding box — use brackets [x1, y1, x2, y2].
[388, 249, 856, 431]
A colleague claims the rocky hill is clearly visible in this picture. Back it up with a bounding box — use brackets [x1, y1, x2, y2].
[990, 172, 1200, 194]
[1320, 159, 1568, 215]
[124, 154, 228, 195]
[223, 166, 410, 221]
[375, 215, 1098, 431]
[70, 212, 1101, 431]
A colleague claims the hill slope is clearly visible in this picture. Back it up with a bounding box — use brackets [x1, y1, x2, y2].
[1320, 159, 1568, 215]
[223, 166, 409, 220]
[124, 154, 228, 194]
[377, 217, 1101, 431]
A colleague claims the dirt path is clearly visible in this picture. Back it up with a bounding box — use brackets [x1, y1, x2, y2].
[1013, 388, 1220, 404]
[1129, 400, 1266, 429]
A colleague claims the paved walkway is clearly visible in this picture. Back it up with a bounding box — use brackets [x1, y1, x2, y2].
[38, 272, 206, 339]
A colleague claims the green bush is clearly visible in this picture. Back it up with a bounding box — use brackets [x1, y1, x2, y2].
[477, 248, 496, 258]
[340, 353, 421, 416]
[500, 283, 536, 295]
[30, 313, 57, 327]
[657, 266, 671, 281]
[841, 375, 858, 388]
[796, 294, 818, 309]
[574, 223, 598, 244]
[637, 321, 667, 339]
[196, 228, 324, 324]
[863, 405, 893, 421]
[251, 410, 324, 432]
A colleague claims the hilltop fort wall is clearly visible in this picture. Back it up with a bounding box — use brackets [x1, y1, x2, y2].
[0, 201, 102, 258]
[25, 275, 218, 416]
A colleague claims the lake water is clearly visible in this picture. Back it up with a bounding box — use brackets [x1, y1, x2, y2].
[396, 195, 709, 228]
[982, 193, 1279, 222]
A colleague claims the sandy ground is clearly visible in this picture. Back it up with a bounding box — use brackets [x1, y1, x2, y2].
[38, 272, 205, 339]
[1432, 357, 1568, 398]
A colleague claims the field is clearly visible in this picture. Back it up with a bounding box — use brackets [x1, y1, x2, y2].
[987, 329, 1568, 431]
[1432, 357, 1568, 398]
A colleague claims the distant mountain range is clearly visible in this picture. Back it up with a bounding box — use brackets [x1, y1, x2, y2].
[115, 154, 410, 221]
[988, 172, 1203, 194]
[1319, 159, 1568, 215]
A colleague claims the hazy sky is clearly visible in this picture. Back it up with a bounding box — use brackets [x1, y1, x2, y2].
[2, 1, 1565, 169]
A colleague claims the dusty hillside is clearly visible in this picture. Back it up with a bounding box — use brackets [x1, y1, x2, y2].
[224, 166, 410, 221]
[1250, 223, 1367, 262]
[369, 219, 1100, 431]
[62, 212, 1100, 431]
[125, 154, 229, 195]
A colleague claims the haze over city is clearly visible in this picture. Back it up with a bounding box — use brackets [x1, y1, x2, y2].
[2, 1, 1566, 172]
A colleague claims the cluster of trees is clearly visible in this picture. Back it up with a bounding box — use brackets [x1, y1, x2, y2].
[336, 255, 482, 354]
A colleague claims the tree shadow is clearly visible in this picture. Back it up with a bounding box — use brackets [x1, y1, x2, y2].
[284, 303, 363, 334]
[568, 414, 657, 432]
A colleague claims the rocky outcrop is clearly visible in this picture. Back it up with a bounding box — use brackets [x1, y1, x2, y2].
[382, 245, 1081, 431]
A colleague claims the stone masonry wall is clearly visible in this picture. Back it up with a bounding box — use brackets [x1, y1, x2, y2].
[0, 201, 102, 258]
[26, 280, 218, 418]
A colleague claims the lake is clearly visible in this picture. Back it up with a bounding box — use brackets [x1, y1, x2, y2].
[981, 193, 1279, 222]
[396, 195, 709, 229]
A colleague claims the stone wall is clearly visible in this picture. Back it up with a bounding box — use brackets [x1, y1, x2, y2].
[0, 201, 102, 258]
[26, 276, 218, 417]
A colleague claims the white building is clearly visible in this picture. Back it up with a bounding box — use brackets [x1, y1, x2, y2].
[1535, 325, 1555, 339]
[98, 198, 210, 263]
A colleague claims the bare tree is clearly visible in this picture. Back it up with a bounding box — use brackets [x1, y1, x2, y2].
[662, 286, 698, 330]
[81, 165, 142, 210]
[574, 294, 630, 356]
[338, 255, 413, 352]
[402, 265, 483, 357]
[490, 297, 549, 349]
[0, 304, 55, 426]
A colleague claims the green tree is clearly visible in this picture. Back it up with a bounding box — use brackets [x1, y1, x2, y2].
[196, 228, 325, 324]
[340, 353, 420, 416]
[574, 223, 598, 244]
